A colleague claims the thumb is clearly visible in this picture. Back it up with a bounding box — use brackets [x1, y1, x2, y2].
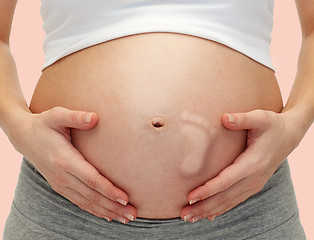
[46, 107, 98, 130]
[222, 110, 270, 131]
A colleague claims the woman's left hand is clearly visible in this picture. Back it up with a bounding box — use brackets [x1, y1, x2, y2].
[180, 109, 305, 223]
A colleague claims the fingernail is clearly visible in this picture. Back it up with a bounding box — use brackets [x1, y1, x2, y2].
[183, 213, 193, 221]
[210, 215, 217, 221]
[124, 213, 134, 221]
[103, 216, 111, 222]
[117, 216, 126, 224]
[189, 198, 200, 205]
[192, 215, 201, 223]
[84, 112, 93, 123]
[117, 198, 127, 206]
[226, 113, 235, 123]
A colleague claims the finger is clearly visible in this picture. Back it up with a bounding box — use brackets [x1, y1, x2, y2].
[187, 150, 253, 204]
[206, 189, 255, 221]
[67, 151, 130, 207]
[66, 172, 136, 221]
[62, 187, 130, 224]
[45, 106, 98, 130]
[182, 177, 255, 221]
[222, 109, 271, 131]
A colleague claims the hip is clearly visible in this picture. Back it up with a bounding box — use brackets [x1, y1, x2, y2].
[3, 157, 305, 240]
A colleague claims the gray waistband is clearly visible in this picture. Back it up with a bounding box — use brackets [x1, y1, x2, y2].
[6, 157, 305, 239]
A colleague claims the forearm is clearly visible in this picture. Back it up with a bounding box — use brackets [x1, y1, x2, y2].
[0, 41, 31, 134]
[281, 33, 314, 132]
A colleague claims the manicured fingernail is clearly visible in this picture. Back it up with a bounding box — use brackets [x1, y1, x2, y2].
[124, 213, 134, 221]
[189, 198, 200, 205]
[103, 216, 111, 222]
[117, 216, 126, 224]
[192, 215, 201, 223]
[117, 198, 127, 206]
[84, 113, 93, 123]
[183, 214, 193, 221]
[210, 215, 217, 221]
[226, 113, 235, 123]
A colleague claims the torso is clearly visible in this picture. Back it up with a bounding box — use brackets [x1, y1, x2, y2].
[29, 32, 283, 219]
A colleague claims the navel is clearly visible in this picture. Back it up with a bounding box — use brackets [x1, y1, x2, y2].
[151, 116, 166, 129]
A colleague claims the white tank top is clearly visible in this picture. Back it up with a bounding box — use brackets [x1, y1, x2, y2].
[40, 0, 275, 71]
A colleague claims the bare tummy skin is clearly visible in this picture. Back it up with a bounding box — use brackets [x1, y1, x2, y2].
[29, 33, 283, 219]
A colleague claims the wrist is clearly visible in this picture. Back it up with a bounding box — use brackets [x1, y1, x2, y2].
[0, 105, 33, 139]
[280, 105, 313, 142]
[282, 95, 314, 133]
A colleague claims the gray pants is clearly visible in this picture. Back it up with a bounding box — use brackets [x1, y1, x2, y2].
[3, 157, 306, 239]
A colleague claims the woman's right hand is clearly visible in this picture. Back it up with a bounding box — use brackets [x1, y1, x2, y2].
[6, 106, 137, 223]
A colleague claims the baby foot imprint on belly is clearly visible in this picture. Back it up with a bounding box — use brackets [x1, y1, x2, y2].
[179, 111, 213, 175]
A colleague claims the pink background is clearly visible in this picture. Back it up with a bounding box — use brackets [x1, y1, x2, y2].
[1, 0, 313, 238]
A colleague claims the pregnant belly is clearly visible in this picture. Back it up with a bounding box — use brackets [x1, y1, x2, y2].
[29, 32, 283, 219]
